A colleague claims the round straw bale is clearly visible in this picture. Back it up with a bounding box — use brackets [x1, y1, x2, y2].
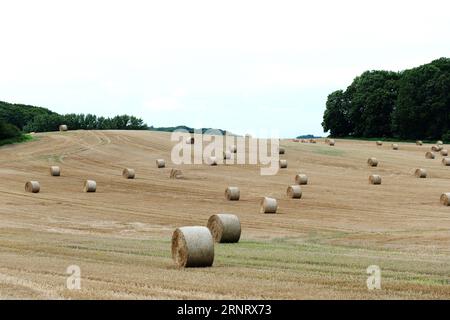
[295, 174, 308, 185]
[328, 139, 335, 146]
[301, 139, 306, 143]
[170, 169, 183, 179]
[441, 193, 450, 206]
[50, 166, 60, 176]
[83, 180, 97, 192]
[442, 158, 450, 166]
[440, 149, 448, 156]
[122, 168, 135, 179]
[279, 147, 285, 155]
[207, 214, 241, 243]
[425, 152, 435, 159]
[414, 168, 427, 178]
[59, 125, 68, 132]
[431, 145, 442, 152]
[416, 140, 423, 146]
[325, 138, 330, 144]
[279, 160, 288, 169]
[225, 187, 240, 201]
[25, 181, 40, 193]
[437, 140, 444, 145]
[367, 157, 378, 167]
[223, 151, 232, 160]
[369, 175, 382, 185]
[293, 139, 300, 143]
[310, 139, 317, 144]
[287, 185, 302, 199]
[229, 145, 237, 153]
[260, 197, 278, 214]
[207, 156, 218, 166]
[156, 159, 166, 168]
[376, 141, 383, 146]
[392, 144, 399, 150]
[171, 226, 214, 268]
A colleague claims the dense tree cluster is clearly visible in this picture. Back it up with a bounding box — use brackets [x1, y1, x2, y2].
[322, 58, 450, 141]
[24, 113, 148, 132]
[0, 100, 148, 142]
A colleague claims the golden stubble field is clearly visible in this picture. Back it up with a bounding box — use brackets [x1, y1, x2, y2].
[0, 130, 449, 299]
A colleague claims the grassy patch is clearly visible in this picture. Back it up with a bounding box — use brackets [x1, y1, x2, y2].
[0, 134, 35, 147]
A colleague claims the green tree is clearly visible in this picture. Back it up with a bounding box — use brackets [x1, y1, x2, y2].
[322, 90, 353, 137]
[392, 58, 450, 139]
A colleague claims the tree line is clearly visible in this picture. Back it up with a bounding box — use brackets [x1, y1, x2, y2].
[322, 57, 450, 141]
[0, 100, 148, 142]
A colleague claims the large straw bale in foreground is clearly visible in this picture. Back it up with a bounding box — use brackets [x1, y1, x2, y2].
[171, 226, 214, 267]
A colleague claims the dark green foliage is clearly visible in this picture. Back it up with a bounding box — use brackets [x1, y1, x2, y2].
[296, 134, 321, 139]
[322, 90, 353, 137]
[0, 120, 21, 140]
[0, 101, 55, 130]
[23, 113, 148, 132]
[0, 101, 148, 144]
[392, 58, 450, 140]
[322, 58, 450, 140]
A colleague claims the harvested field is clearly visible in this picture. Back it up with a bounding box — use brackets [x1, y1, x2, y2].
[0, 130, 450, 299]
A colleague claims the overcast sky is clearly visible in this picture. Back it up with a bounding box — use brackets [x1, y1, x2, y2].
[1, 0, 449, 137]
